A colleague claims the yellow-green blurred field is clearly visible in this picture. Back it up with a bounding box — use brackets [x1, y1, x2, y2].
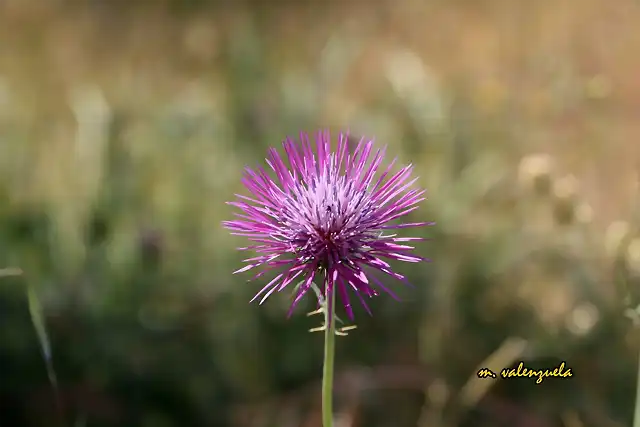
[1, 1, 640, 426]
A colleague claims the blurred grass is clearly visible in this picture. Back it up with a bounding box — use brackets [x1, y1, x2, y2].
[0, 0, 640, 426]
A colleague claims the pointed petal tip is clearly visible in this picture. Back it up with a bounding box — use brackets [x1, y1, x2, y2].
[233, 264, 255, 274]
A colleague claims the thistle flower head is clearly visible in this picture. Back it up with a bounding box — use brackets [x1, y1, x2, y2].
[223, 131, 431, 319]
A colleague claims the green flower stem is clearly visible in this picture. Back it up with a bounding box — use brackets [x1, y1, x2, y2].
[322, 289, 336, 427]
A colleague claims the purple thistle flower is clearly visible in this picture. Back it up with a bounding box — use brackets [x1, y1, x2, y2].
[223, 131, 432, 319]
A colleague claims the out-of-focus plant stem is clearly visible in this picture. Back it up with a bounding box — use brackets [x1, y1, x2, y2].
[634, 348, 640, 427]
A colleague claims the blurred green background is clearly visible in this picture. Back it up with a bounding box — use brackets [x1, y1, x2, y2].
[1, 0, 640, 426]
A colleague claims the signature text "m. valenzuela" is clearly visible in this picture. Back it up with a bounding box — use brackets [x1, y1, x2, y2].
[501, 361, 573, 384]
